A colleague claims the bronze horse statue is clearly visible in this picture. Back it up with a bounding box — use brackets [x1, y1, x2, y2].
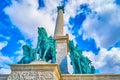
[18, 27, 56, 64]
[36, 27, 56, 63]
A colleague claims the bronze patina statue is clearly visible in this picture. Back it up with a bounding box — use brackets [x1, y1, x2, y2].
[18, 45, 36, 64]
[68, 40, 95, 74]
[18, 27, 95, 74]
[18, 27, 56, 64]
[36, 27, 56, 63]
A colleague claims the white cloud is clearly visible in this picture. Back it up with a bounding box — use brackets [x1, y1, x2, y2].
[0, 68, 11, 74]
[4, 0, 120, 48]
[0, 52, 13, 74]
[0, 34, 10, 40]
[4, 0, 58, 46]
[14, 49, 23, 62]
[4, 0, 91, 46]
[82, 0, 120, 48]
[64, 0, 89, 28]
[0, 41, 8, 50]
[0, 52, 13, 65]
[83, 47, 120, 73]
[0, 40, 12, 74]
[17, 40, 26, 46]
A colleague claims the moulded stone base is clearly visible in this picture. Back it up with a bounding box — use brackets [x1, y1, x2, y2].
[7, 62, 61, 80]
[1, 63, 120, 80]
[62, 74, 120, 80]
[0, 74, 9, 80]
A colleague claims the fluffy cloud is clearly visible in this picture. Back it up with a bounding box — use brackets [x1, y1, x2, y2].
[4, 0, 59, 46]
[82, 0, 120, 48]
[0, 35, 10, 40]
[64, 0, 89, 31]
[17, 40, 26, 46]
[5, 0, 120, 48]
[0, 68, 11, 74]
[0, 41, 8, 50]
[0, 52, 13, 74]
[83, 47, 120, 73]
[0, 41, 12, 74]
[0, 52, 13, 64]
[4, 0, 91, 44]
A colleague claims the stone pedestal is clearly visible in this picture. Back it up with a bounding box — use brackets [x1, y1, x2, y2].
[54, 35, 69, 74]
[2, 63, 120, 80]
[7, 63, 61, 80]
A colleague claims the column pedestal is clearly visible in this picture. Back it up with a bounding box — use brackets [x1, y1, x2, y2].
[54, 35, 69, 74]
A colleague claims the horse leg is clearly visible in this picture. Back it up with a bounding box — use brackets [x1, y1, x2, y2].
[71, 61, 76, 74]
[42, 46, 49, 61]
[38, 49, 42, 60]
[78, 60, 82, 74]
[51, 50, 56, 63]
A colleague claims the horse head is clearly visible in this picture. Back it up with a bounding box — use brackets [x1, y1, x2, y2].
[38, 27, 48, 37]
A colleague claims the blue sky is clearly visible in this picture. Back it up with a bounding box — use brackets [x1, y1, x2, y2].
[0, 0, 120, 74]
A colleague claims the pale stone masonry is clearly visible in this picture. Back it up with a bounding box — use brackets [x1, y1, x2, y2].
[0, 74, 9, 80]
[54, 6, 64, 36]
[0, 63, 120, 80]
[7, 63, 62, 80]
[62, 74, 120, 80]
[54, 6, 69, 74]
[54, 35, 69, 74]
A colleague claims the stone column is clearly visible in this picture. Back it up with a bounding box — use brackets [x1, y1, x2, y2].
[54, 6, 69, 74]
[54, 6, 64, 36]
